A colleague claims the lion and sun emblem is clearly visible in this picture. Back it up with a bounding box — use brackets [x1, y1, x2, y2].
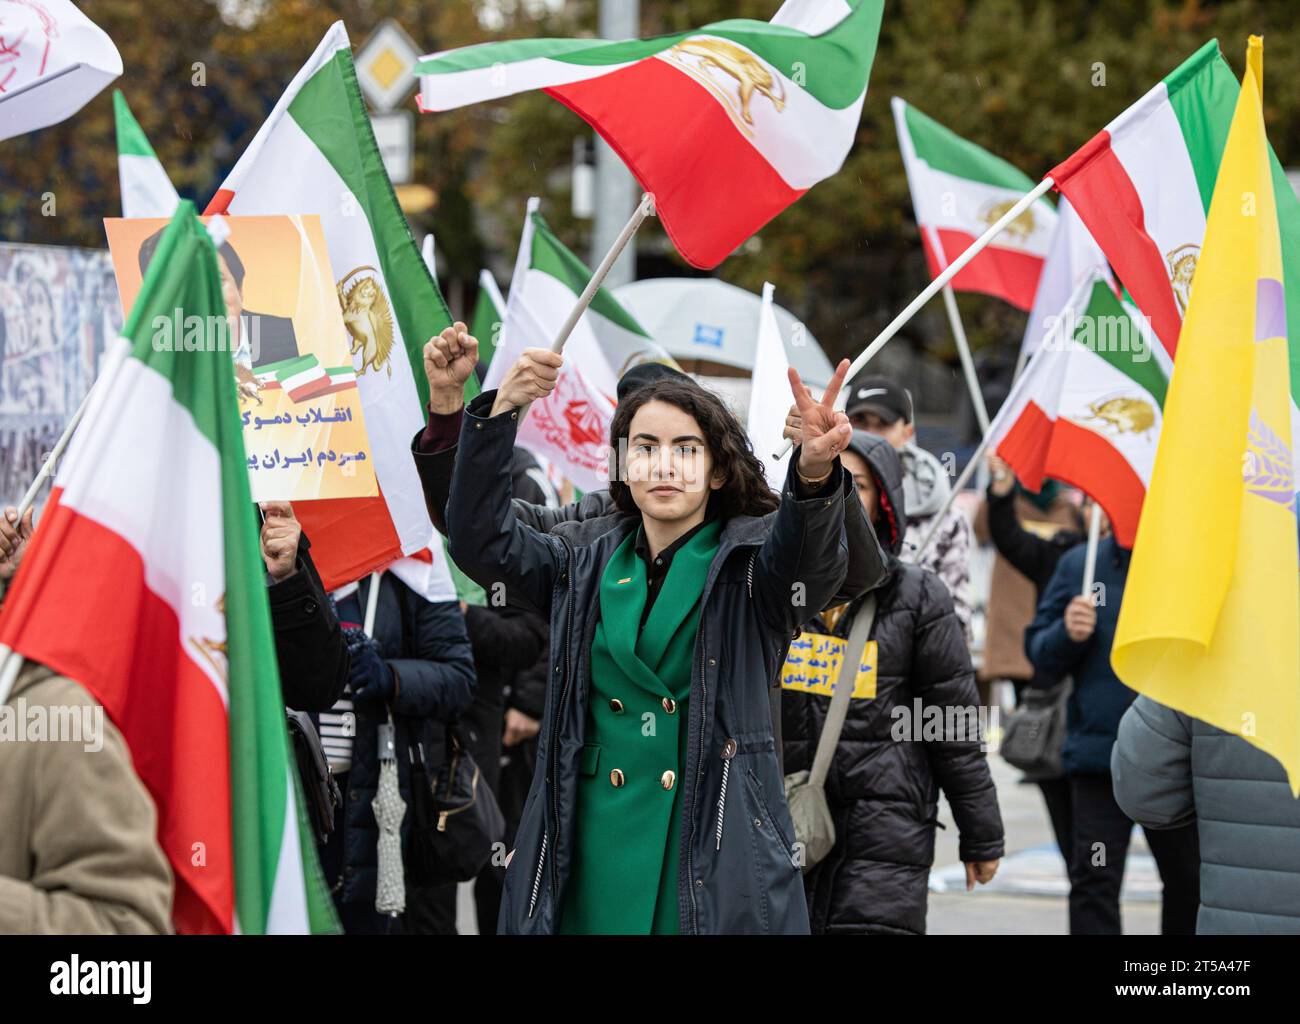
[338, 266, 396, 378]
[664, 37, 787, 137]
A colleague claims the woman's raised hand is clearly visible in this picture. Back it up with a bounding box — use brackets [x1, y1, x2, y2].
[423, 322, 479, 414]
[788, 358, 853, 482]
[490, 348, 564, 417]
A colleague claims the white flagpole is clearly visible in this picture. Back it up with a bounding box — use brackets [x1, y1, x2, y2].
[0, 644, 20, 705]
[363, 570, 383, 637]
[517, 192, 656, 425]
[912, 431, 992, 563]
[941, 284, 991, 435]
[549, 191, 655, 357]
[1081, 503, 1103, 597]
[776, 176, 1055, 459]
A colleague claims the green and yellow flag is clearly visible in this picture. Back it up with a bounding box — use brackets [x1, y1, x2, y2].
[1113, 37, 1300, 790]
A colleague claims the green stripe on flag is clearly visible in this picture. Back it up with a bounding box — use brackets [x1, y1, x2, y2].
[1071, 280, 1168, 408]
[113, 90, 158, 159]
[530, 212, 650, 336]
[1165, 42, 1239, 215]
[470, 279, 501, 372]
[902, 101, 1041, 193]
[417, 1, 884, 111]
[288, 47, 453, 411]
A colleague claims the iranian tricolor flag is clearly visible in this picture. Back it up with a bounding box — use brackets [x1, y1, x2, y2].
[114, 89, 179, 218]
[485, 200, 672, 400]
[893, 97, 1057, 311]
[206, 22, 452, 590]
[0, 204, 338, 935]
[989, 272, 1172, 548]
[0, 0, 122, 142]
[1048, 38, 1300, 508]
[416, 0, 884, 269]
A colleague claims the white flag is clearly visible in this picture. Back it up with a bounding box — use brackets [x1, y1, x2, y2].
[0, 0, 122, 142]
[748, 282, 792, 492]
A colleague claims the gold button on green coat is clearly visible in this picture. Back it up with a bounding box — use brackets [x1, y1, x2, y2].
[557, 520, 721, 935]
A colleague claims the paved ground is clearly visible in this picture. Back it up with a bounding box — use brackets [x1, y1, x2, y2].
[927, 747, 1161, 934]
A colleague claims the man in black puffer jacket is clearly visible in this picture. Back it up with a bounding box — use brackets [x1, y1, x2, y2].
[782, 432, 1004, 934]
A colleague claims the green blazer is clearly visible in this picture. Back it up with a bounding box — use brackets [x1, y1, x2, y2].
[558, 520, 721, 934]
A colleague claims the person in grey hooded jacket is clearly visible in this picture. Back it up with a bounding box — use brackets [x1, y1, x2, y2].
[1113, 696, 1300, 933]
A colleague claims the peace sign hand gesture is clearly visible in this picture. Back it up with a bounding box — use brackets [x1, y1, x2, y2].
[788, 358, 853, 483]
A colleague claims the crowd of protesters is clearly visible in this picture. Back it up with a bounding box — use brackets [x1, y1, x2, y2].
[1, 319, 1297, 936]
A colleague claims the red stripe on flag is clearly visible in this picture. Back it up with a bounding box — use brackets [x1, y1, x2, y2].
[204, 189, 235, 216]
[293, 494, 404, 591]
[0, 498, 234, 934]
[997, 405, 1147, 548]
[924, 229, 1045, 311]
[545, 59, 804, 270]
[1050, 134, 1182, 358]
[996, 399, 1054, 492]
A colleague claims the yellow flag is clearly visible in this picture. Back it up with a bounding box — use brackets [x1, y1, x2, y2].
[1112, 36, 1300, 791]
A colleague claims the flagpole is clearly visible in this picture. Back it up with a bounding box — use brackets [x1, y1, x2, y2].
[912, 431, 993, 563]
[1081, 503, 1103, 597]
[363, 570, 383, 637]
[941, 285, 991, 435]
[0, 644, 21, 705]
[517, 192, 656, 425]
[776, 176, 1055, 459]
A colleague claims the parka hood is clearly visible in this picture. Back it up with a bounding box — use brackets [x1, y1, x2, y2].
[845, 431, 907, 556]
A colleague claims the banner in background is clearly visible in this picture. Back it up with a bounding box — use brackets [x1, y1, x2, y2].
[0, 242, 123, 507]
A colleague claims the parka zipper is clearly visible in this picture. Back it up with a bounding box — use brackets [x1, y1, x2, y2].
[529, 542, 575, 920]
[688, 629, 708, 933]
[715, 738, 737, 850]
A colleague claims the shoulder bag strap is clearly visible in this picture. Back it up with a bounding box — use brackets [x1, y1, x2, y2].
[808, 595, 876, 789]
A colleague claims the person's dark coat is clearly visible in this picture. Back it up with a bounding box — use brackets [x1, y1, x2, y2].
[1113, 696, 1300, 933]
[456, 446, 555, 793]
[326, 572, 476, 908]
[1025, 536, 1134, 776]
[445, 391, 851, 935]
[268, 532, 348, 712]
[783, 432, 1004, 935]
[412, 411, 887, 611]
[986, 486, 1085, 592]
[985, 485, 1084, 692]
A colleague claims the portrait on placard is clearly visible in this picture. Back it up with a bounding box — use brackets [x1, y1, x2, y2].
[105, 213, 378, 503]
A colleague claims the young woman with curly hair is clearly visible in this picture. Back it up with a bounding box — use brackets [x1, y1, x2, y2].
[434, 331, 854, 935]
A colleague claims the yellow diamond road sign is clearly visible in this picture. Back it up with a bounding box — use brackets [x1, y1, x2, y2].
[355, 19, 421, 114]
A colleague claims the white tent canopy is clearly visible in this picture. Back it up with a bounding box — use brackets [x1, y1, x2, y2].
[613, 277, 835, 388]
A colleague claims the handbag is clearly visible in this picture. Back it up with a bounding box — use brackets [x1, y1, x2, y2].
[999, 677, 1072, 779]
[407, 722, 506, 886]
[783, 595, 876, 873]
[286, 709, 341, 844]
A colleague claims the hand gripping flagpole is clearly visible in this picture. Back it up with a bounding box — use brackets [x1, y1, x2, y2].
[516, 192, 657, 425]
[775, 177, 1056, 459]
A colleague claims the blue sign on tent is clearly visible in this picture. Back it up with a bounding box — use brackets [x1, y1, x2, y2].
[692, 323, 724, 348]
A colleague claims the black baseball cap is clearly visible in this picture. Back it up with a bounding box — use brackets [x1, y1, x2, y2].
[845, 375, 913, 425]
[616, 361, 691, 403]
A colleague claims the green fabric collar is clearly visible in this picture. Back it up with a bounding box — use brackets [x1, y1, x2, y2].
[597, 518, 722, 695]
